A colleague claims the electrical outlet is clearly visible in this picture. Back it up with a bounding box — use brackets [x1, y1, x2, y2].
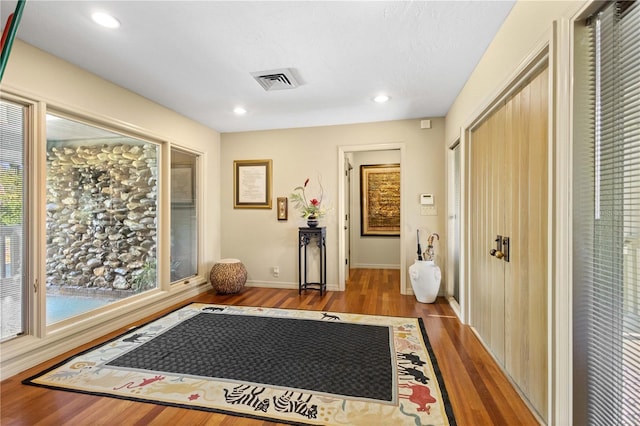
[272, 266, 279, 277]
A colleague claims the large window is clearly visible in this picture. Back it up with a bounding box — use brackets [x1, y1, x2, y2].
[574, 2, 640, 424]
[45, 113, 159, 324]
[0, 99, 27, 341]
[0, 94, 204, 347]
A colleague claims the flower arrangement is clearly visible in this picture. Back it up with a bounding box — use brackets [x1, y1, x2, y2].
[291, 177, 326, 219]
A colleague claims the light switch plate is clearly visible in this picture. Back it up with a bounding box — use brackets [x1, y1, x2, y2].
[420, 205, 437, 216]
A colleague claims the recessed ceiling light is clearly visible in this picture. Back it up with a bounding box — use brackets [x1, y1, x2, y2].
[91, 12, 120, 29]
[233, 107, 247, 115]
[373, 94, 390, 103]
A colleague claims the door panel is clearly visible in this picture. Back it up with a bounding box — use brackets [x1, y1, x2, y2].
[489, 106, 506, 364]
[469, 65, 548, 420]
[524, 67, 548, 413]
[471, 105, 506, 363]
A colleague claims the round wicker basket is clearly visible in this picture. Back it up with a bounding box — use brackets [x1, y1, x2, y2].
[209, 259, 247, 294]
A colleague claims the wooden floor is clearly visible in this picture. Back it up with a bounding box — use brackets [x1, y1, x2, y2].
[1, 269, 539, 425]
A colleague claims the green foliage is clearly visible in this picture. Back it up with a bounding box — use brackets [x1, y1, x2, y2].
[131, 260, 157, 293]
[0, 167, 23, 225]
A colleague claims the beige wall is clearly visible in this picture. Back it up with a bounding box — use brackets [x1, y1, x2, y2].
[221, 118, 445, 290]
[1, 40, 221, 378]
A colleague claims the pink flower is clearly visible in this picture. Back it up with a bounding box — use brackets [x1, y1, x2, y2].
[310, 198, 319, 206]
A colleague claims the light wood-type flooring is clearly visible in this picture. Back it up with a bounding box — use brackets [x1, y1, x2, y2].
[1, 269, 539, 425]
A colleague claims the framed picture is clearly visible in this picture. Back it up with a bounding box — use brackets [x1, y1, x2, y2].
[360, 164, 400, 236]
[234, 159, 272, 209]
[171, 165, 194, 205]
[277, 197, 288, 220]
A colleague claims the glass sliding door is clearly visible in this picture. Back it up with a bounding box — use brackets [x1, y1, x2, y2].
[573, 2, 640, 423]
[0, 99, 27, 341]
[45, 113, 159, 325]
[170, 148, 198, 282]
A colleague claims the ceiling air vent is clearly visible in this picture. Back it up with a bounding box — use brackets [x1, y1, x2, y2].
[251, 68, 299, 91]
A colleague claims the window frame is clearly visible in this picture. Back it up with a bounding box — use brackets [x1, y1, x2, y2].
[0, 94, 36, 341]
[43, 109, 168, 330]
[169, 145, 202, 285]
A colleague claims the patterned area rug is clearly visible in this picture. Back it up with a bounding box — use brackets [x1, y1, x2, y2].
[23, 304, 456, 425]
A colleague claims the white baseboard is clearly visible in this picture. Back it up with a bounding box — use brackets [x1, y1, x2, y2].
[245, 280, 340, 292]
[351, 263, 401, 269]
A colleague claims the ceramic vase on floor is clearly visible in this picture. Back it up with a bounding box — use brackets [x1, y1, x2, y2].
[408, 260, 441, 303]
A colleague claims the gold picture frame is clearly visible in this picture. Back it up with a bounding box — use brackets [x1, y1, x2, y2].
[360, 164, 400, 236]
[233, 159, 272, 209]
[277, 197, 288, 220]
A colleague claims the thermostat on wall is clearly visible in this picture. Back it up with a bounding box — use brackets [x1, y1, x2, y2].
[420, 194, 434, 205]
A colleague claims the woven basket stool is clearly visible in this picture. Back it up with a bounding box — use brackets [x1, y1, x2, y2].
[210, 258, 247, 294]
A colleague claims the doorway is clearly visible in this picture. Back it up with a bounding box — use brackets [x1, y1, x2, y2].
[338, 143, 406, 293]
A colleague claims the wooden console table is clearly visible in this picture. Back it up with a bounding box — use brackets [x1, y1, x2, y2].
[298, 227, 326, 295]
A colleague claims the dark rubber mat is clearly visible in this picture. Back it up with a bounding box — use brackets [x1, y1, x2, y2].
[107, 312, 394, 401]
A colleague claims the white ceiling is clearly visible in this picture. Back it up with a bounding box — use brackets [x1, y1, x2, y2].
[2, 1, 514, 133]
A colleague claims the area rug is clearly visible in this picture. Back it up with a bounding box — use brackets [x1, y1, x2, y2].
[23, 304, 456, 425]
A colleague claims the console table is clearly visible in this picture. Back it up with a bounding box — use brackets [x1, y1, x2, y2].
[298, 227, 326, 295]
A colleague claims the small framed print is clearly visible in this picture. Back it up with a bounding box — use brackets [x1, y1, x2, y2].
[277, 197, 288, 220]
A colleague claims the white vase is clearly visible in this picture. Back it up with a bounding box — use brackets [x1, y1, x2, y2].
[408, 260, 441, 303]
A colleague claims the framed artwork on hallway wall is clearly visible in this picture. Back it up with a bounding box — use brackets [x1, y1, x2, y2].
[233, 159, 272, 209]
[360, 163, 400, 236]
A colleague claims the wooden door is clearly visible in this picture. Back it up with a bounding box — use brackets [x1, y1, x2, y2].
[469, 64, 548, 421]
[470, 104, 506, 364]
[503, 66, 548, 418]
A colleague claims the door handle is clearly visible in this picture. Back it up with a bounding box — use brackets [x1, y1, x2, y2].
[502, 237, 510, 262]
[490, 235, 503, 258]
[489, 235, 511, 262]
[489, 235, 510, 262]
